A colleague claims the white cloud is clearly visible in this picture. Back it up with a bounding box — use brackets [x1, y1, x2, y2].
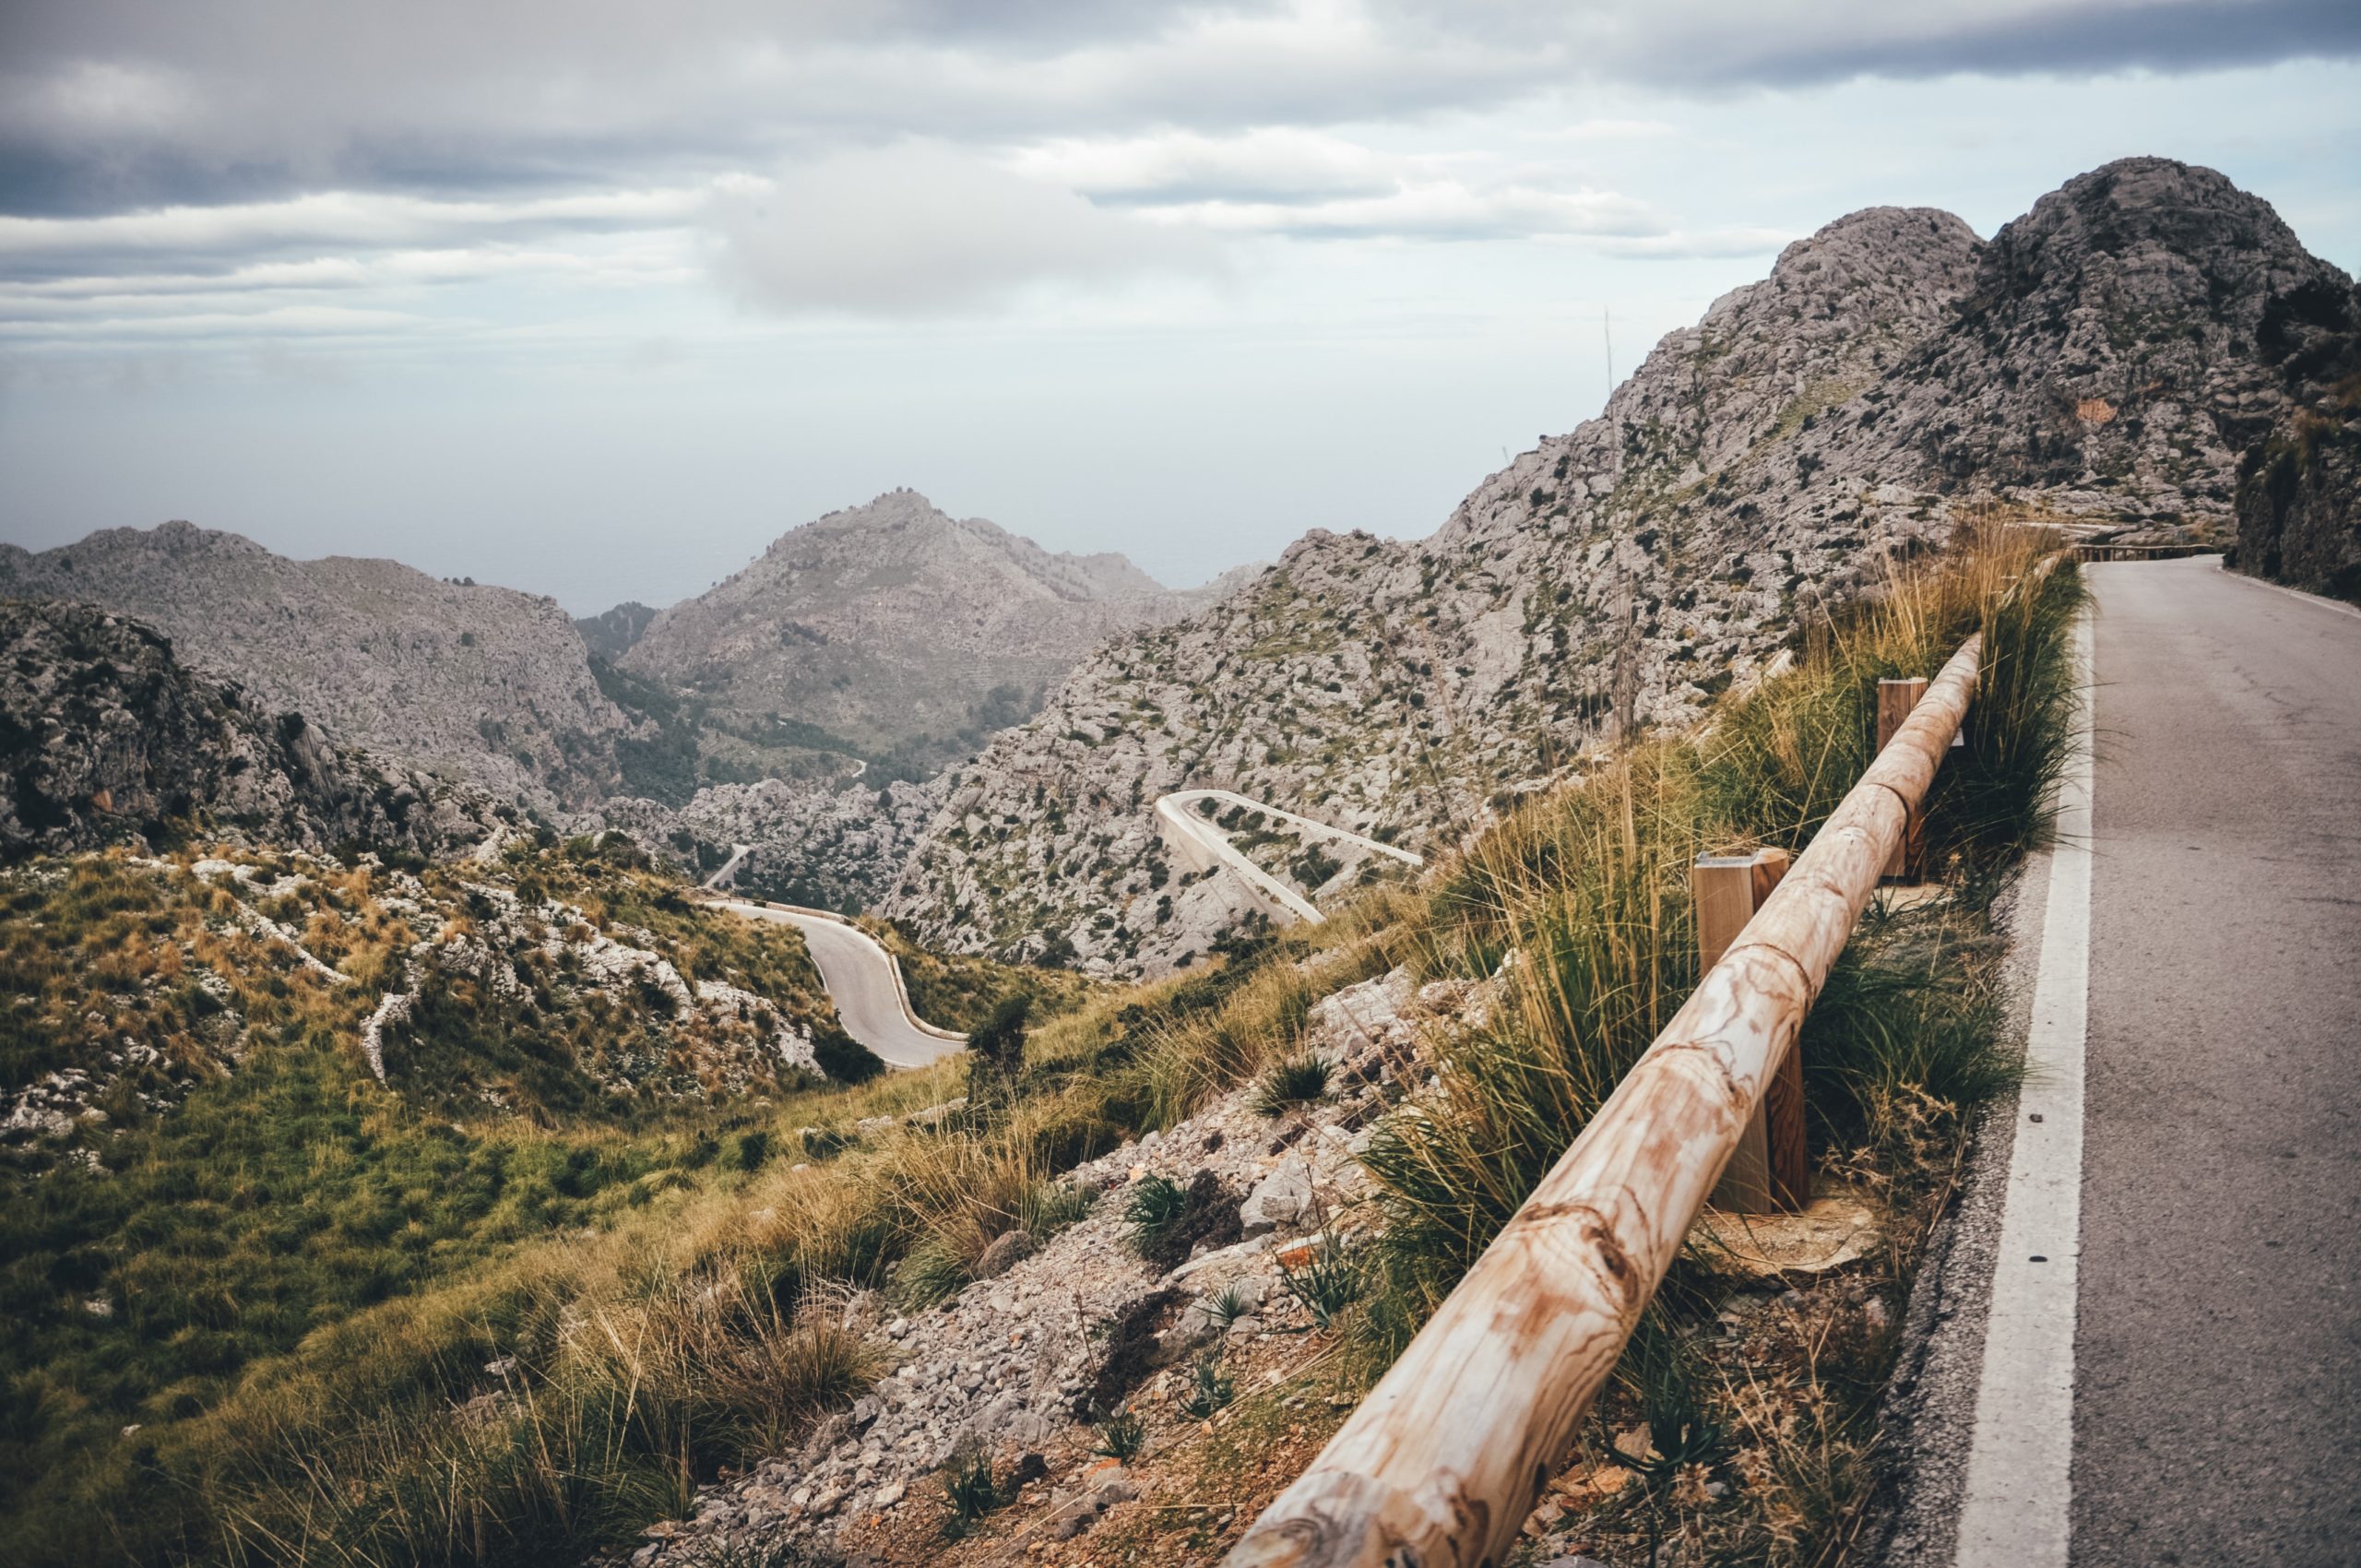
[1145, 179, 1666, 240]
[1007, 127, 1399, 203]
[0, 187, 706, 268]
[706, 144, 1221, 316]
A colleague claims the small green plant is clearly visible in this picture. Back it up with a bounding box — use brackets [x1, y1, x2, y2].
[1252, 1052, 1334, 1115]
[1616, 1308, 1728, 1484]
[942, 1446, 1007, 1538]
[800, 1125, 853, 1160]
[1279, 1229, 1364, 1328]
[1206, 1282, 1254, 1329]
[892, 1237, 971, 1310]
[1123, 1174, 1190, 1257]
[966, 993, 1034, 1110]
[1093, 1407, 1146, 1461]
[1020, 1180, 1097, 1239]
[1177, 1352, 1235, 1418]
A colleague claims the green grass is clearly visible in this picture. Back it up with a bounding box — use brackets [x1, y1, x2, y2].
[0, 530, 2082, 1568]
[1251, 1052, 1333, 1115]
[1122, 1174, 1191, 1257]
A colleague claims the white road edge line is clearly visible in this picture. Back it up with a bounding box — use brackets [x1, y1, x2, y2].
[2206, 554, 2361, 621]
[1954, 605, 2095, 1568]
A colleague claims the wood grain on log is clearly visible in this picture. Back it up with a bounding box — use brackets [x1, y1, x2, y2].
[1227, 636, 1982, 1568]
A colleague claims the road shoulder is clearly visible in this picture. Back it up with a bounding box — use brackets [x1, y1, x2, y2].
[1866, 837, 2050, 1568]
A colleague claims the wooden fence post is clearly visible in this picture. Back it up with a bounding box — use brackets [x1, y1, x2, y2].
[1697, 849, 1808, 1212]
[1878, 678, 1929, 879]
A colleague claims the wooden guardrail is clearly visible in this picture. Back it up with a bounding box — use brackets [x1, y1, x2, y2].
[1225, 633, 1986, 1568]
[2070, 541, 2215, 563]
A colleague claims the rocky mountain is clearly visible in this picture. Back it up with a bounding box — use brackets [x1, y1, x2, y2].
[0, 522, 627, 812]
[621, 490, 1234, 776]
[1, 600, 516, 861]
[884, 158, 2354, 975]
[575, 600, 659, 661]
[596, 772, 945, 913]
[2234, 276, 2361, 600]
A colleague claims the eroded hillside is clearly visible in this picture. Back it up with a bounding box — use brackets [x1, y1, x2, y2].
[0, 524, 627, 811]
[884, 159, 2353, 975]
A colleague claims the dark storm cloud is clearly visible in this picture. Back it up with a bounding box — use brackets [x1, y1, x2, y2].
[1382, 0, 2361, 88]
[5, 0, 2353, 221]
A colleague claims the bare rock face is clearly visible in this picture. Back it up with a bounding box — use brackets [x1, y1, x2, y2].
[602, 772, 947, 911]
[0, 522, 626, 812]
[2234, 277, 2361, 601]
[885, 158, 2349, 976]
[621, 490, 1232, 772]
[0, 600, 514, 861]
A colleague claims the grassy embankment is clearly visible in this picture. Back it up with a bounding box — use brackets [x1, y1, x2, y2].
[1, 528, 2079, 1567]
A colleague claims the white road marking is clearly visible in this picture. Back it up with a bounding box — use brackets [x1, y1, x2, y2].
[2206, 554, 2361, 622]
[1955, 606, 2095, 1568]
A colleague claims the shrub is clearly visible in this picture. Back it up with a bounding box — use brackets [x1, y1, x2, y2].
[1206, 1283, 1255, 1330]
[1277, 1229, 1364, 1329]
[1251, 1053, 1333, 1116]
[1019, 1180, 1096, 1240]
[1122, 1175, 1190, 1257]
[891, 1238, 970, 1310]
[1176, 1352, 1234, 1418]
[966, 993, 1033, 1109]
[1093, 1408, 1147, 1461]
[941, 1446, 1006, 1538]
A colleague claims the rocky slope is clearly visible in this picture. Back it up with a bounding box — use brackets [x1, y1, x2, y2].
[597, 772, 947, 913]
[0, 522, 627, 811]
[885, 159, 2355, 975]
[2233, 275, 2361, 600]
[576, 600, 659, 661]
[2, 835, 867, 1167]
[1, 600, 516, 861]
[622, 965, 1486, 1568]
[621, 490, 1235, 774]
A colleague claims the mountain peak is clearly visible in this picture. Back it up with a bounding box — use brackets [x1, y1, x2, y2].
[623, 493, 1221, 765]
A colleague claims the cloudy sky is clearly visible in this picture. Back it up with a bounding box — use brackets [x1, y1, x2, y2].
[2, 2, 2355, 612]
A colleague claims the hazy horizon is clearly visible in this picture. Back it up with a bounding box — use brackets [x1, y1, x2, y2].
[4, 2, 2357, 613]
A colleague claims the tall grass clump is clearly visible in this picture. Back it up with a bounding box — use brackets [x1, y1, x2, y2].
[1362, 526, 2081, 1352]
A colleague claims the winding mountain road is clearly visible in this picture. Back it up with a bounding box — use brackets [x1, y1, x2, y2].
[1155, 788, 1424, 924]
[703, 842, 752, 890]
[711, 896, 965, 1068]
[707, 790, 1417, 1067]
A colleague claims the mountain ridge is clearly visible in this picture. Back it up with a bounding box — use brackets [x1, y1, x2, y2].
[0, 521, 626, 813]
[619, 488, 1237, 772]
[882, 157, 2355, 976]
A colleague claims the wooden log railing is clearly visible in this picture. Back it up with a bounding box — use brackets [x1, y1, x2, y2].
[1226, 633, 1986, 1568]
[2070, 541, 2215, 563]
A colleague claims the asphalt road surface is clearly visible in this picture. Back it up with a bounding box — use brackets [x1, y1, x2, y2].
[2068, 559, 2361, 1562]
[719, 900, 964, 1069]
[1154, 788, 1423, 925]
[1913, 557, 2361, 1566]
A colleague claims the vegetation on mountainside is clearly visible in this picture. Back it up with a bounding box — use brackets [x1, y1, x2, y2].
[0, 834, 887, 1564]
[1350, 527, 2080, 1563]
[589, 653, 866, 806]
[873, 921, 1102, 1036]
[1, 529, 2081, 1568]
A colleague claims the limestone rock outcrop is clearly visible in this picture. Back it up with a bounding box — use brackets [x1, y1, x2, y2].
[884, 159, 2354, 975]
[0, 521, 627, 811]
[0, 600, 514, 861]
[621, 489, 1240, 772]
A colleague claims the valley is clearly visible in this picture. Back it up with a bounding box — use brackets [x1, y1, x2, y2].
[2, 156, 2356, 1568]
